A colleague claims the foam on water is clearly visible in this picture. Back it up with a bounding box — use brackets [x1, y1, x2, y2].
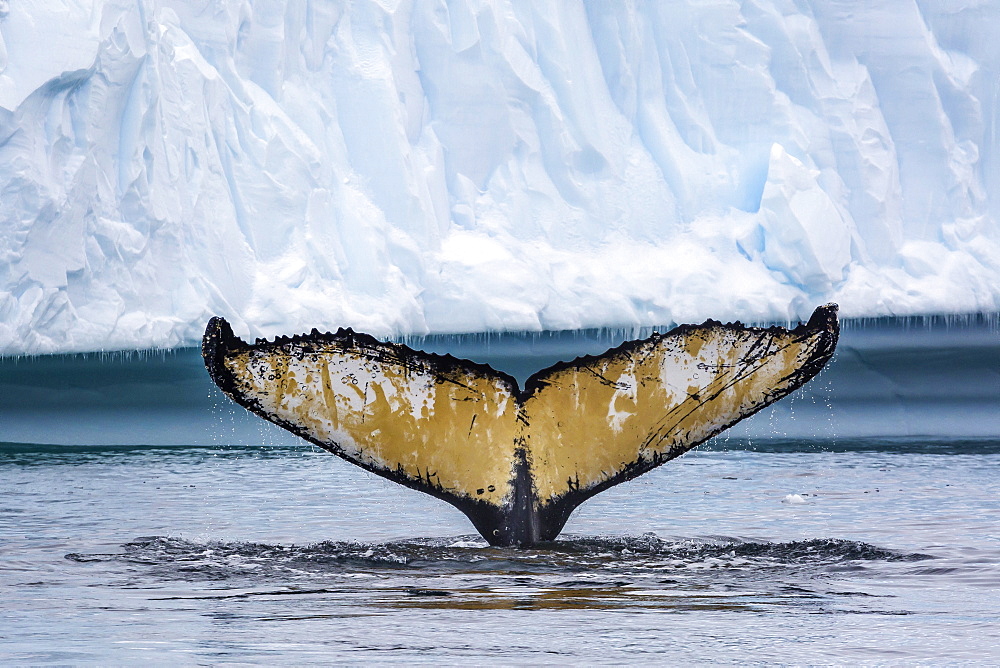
[66, 533, 930, 578]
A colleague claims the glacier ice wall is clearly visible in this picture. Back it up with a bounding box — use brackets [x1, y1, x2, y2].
[1, 0, 998, 353]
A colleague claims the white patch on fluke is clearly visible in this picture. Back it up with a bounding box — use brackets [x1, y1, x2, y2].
[606, 369, 638, 433]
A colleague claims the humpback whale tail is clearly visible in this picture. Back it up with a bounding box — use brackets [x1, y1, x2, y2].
[203, 304, 839, 546]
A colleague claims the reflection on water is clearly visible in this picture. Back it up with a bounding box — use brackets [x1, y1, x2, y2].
[3, 444, 1000, 662]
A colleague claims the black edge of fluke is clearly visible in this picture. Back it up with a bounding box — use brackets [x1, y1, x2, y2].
[808, 302, 839, 330]
[790, 303, 839, 381]
[202, 316, 242, 391]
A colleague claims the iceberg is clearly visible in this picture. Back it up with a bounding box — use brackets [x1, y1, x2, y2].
[0, 0, 998, 354]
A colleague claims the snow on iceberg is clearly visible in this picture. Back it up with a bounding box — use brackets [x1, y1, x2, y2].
[0, 0, 998, 354]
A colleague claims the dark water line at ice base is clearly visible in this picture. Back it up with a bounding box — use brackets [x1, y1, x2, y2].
[1, 316, 998, 446]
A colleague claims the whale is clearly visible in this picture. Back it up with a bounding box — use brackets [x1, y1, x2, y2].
[203, 304, 839, 546]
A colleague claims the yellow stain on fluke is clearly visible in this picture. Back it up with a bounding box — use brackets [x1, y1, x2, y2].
[203, 304, 839, 546]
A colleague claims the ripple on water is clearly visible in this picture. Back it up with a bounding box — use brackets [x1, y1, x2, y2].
[62, 533, 932, 615]
[66, 533, 931, 574]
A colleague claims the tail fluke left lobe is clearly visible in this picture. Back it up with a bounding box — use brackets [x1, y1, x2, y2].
[202, 317, 526, 542]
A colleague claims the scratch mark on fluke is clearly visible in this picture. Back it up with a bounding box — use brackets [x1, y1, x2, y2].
[203, 304, 839, 546]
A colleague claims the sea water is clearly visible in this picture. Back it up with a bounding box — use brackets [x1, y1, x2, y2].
[2, 320, 999, 663]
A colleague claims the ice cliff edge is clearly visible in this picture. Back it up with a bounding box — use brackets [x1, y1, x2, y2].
[1, 0, 998, 354]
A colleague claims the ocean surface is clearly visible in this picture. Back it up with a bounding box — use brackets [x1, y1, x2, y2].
[2, 319, 999, 663]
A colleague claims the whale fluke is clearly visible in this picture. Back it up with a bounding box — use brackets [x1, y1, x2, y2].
[203, 304, 839, 546]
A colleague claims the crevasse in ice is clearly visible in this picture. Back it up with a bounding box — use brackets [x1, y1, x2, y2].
[1, 0, 997, 354]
